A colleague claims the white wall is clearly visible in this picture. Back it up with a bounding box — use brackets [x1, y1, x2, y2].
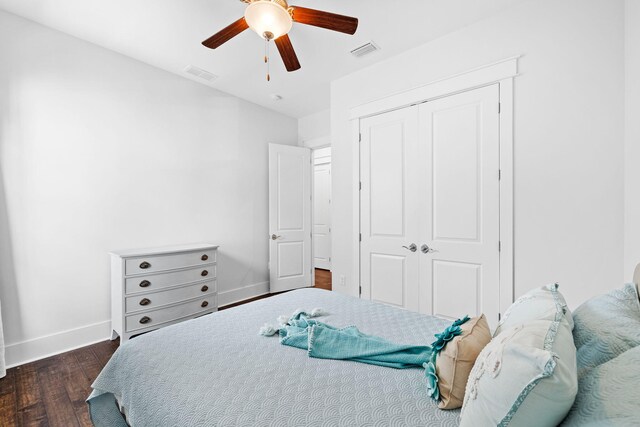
[331, 0, 626, 310]
[625, 0, 640, 279]
[0, 10, 297, 367]
[298, 109, 330, 148]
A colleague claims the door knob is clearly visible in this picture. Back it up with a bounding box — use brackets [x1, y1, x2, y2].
[402, 243, 417, 252]
[271, 234, 282, 240]
[421, 244, 435, 254]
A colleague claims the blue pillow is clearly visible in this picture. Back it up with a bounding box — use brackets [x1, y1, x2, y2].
[571, 283, 640, 377]
[561, 345, 640, 426]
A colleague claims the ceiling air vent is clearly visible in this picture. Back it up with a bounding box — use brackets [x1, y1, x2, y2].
[350, 41, 380, 58]
[184, 65, 218, 82]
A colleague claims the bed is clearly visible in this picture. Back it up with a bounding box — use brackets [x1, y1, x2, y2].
[89, 266, 640, 426]
[88, 288, 461, 426]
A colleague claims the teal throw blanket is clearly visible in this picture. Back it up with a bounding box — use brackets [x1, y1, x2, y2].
[279, 311, 434, 369]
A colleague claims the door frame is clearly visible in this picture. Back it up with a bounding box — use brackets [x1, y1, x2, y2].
[350, 56, 518, 317]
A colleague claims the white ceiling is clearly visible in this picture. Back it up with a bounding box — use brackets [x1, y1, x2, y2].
[0, 0, 527, 118]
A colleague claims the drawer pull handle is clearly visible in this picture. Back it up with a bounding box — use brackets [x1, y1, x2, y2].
[139, 298, 151, 306]
[139, 280, 151, 288]
[139, 316, 151, 324]
[201, 270, 209, 277]
[139, 261, 151, 269]
[201, 285, 209, 292]
[201, 254, 209, 261]
[201, 301, 209, 308]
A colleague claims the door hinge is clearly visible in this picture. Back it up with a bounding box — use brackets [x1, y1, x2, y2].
[498, 312, 502, 321]
[498, 169, 502, 181]
[498, 103, 501, 114]
[359, 181, 362, 191]
[359, 285, 362, 296]
[498, 241, 502, 252]
[359, 233, 362, 242]
[359, 133, 362, 142]
[329, 227, 331, 233]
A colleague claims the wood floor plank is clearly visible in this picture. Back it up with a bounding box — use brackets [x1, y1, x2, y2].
[0, 393, 19, 427]
[14, 364, 40, 409]
[0, 368, 18, 427]
[72, 400, 93, 427]
[37, 357, 81, 427]
[90, 339, 119, 367]
[73, 347, 103, 385]
[14, 364, 48, 427]
[314, 268, 332, 291]
[58, 352, 91, 403]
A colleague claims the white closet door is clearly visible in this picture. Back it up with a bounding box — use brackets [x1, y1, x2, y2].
[418, 84, 501, 324]
[313, 161, 332, 270]
[360, 107, 420, 311]
[268, 144, 312, 293]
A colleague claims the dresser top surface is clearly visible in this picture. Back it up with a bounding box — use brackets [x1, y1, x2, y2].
[110, 243, 219, 258]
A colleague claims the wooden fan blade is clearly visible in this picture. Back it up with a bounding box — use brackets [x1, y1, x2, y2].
[275, 34, 301, 72]
[290, 6, 358, 35]
[202, 17, 249, 49]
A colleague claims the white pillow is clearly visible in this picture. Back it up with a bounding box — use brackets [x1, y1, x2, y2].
[494, 283, 573, 337]
[460, 317, 577, 426]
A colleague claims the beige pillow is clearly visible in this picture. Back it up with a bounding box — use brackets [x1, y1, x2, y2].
[436, 314, 491, 409]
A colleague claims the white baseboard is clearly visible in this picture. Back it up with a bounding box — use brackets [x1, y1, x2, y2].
[4, 282, 271, 369]
[5, 320, 112, 369]
[218, 281, 270, 307]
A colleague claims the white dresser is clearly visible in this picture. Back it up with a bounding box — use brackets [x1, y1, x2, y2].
[110, 243, 218, 342]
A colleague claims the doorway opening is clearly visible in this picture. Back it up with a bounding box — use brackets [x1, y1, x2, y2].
[313, 147, 332, 290]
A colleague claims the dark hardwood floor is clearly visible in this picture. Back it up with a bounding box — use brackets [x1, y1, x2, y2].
[0, 269, 333, 426]
[314, 268, 332, 291]
[0, 339, 119, 427]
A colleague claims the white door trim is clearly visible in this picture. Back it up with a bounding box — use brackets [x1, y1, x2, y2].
[350, 57, 517, 316]
[349, 56, 520, 120]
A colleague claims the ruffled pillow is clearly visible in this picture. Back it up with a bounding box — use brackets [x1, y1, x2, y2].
[435, 314, 491, 409]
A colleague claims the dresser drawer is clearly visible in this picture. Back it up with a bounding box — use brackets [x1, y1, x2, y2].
[125, 296, 216, 332]
[125, 249, 216, 276]
[125, 281, 216, 314]
[125, 265, 216, 295]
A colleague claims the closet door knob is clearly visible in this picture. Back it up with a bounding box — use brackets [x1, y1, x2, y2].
[139, 261, 151, 269]
[201, 254, 209, 261]
[139, 280, 151, 288]
[139, 298, 151, 306]
[139, 316, 151, 324]
[201, 285, 209, 292]
[402, 243, 417, 252]
[201, 301, 209, 308]
[421, 244, 435, 254]
[201, 270, 209, 277]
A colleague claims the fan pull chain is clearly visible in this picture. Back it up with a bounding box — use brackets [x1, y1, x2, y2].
[264, 38, 271, 82]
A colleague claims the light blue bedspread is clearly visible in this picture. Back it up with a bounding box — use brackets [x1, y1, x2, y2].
[88, 289, 459, 426]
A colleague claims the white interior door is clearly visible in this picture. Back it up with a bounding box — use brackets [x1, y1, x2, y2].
[418, 84, 501, 324]
[313, 149, 332, 270]
[360, 107, 421, 311]
[269, 143, 312, 293]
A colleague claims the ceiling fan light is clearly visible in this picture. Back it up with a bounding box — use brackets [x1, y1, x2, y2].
[244, 1, 293, 40]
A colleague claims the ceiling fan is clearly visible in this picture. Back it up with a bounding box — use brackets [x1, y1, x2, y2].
[202, 0, 359, 74]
